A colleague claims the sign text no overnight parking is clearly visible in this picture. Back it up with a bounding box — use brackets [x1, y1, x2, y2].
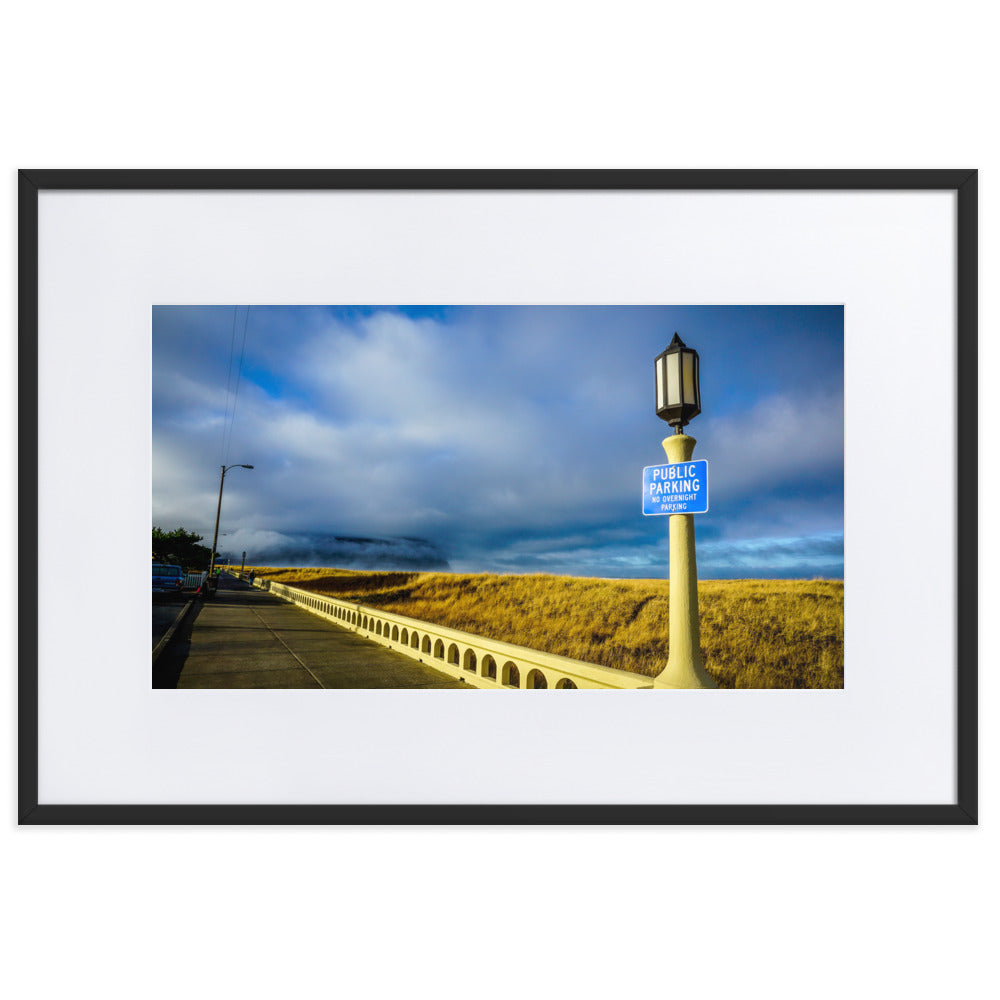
[642, 460, 709, 516]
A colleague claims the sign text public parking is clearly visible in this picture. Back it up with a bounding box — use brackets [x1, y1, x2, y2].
[642, 460, 709, 515]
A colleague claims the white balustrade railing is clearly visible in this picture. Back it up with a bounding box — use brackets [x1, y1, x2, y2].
[254, 578, 652, 690]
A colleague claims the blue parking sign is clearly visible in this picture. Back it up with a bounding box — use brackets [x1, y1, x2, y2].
[642, 460, 709, 515]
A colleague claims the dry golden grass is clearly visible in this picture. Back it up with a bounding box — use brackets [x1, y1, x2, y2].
[242, 566, 844, 689]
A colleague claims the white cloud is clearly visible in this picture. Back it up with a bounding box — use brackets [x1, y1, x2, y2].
[699, 385, 844, 499]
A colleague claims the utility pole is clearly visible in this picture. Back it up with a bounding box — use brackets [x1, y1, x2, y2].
[208, 464, 254, 579]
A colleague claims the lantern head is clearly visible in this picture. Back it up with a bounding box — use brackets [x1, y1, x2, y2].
[654, 333, 701, 431]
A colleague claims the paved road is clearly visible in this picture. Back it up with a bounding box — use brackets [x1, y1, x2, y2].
[153, 575, 469, 689]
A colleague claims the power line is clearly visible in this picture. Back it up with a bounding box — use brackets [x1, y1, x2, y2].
[223, 305, 251, 466]
[221, 305, 239, 465]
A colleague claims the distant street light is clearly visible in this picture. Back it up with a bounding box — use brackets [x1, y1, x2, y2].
[209, 464, 254, 580]
[652, 334, 715, 689]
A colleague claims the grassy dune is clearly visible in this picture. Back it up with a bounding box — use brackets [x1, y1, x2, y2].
[241, 566, 844, 689]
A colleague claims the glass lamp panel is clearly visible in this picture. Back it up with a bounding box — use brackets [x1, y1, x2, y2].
[681, 350, 695, 405]
[655, 356, 665, 411]
[693, 354, 701, 409]
[665, 351, 680, 406]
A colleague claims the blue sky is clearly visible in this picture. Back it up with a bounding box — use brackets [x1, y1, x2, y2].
[152, 304, 843, 578]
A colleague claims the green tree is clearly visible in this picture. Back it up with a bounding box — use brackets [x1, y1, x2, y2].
[152, 527, 213, 571]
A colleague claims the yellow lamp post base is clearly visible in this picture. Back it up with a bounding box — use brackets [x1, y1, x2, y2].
[653, 433, 717, 690]
[653, 662, 718, 689]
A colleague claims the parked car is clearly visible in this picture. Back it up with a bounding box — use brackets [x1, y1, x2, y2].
[152, 563, 185, 597]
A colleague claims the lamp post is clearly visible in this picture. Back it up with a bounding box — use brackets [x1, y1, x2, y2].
[653, 334, 716, 689]
[208, 464, 254, 580]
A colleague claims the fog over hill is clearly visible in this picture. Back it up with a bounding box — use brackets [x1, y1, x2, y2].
[218, 530, 450, 571]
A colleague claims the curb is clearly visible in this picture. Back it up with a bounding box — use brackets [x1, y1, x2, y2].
[152, 599, 196, 666]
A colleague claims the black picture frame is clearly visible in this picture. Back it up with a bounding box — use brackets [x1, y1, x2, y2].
[18, 168, 978, 825]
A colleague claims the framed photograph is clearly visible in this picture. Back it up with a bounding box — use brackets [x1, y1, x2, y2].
[19, 169, 977, 824]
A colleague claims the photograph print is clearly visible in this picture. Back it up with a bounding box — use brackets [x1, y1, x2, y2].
[151, 304, 844, 691]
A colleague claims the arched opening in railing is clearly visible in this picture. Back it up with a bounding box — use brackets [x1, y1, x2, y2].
[526, 669, 548, 689]
[422, 635, 431, 654]
[555, 678, 578, 689]
[401, 628, 408, 645]
[481, 655, 497, 681]
[391, 626, 399, 642]
[434, 639, 445, 659]
[447, 644, 460, 665]
[462, 649, 477, 672]
[502, 662, 520, 688]
[411, 632, 420, 649]
[351, 612, 357, 625]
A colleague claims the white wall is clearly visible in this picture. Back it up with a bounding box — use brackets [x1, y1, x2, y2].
[3, 4, 996, 1000]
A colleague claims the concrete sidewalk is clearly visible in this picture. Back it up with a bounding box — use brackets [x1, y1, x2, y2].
[152, 577, 470, 689]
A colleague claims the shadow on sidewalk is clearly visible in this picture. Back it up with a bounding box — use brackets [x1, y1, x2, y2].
[152, 600, 205, 689]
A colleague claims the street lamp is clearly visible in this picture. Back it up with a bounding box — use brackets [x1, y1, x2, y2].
[652, 335, 715, 689]
[655, 332, 701, 432]
[209, 464, 254, 580]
